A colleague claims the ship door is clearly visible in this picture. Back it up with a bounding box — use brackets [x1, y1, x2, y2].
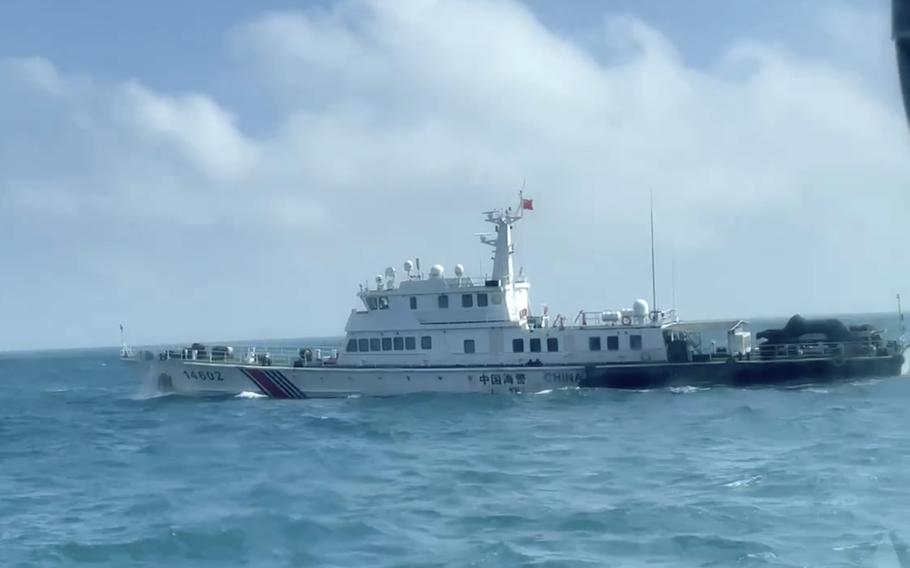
[490, 328, 504, 354]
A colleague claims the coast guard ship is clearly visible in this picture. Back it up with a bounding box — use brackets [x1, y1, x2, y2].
[122, 195, 907, 398]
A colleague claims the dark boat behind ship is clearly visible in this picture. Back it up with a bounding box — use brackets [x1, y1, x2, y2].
[582, 314, 908, 390]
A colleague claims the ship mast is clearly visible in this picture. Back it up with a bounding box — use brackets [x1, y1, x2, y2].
[479, 191, 530, 284]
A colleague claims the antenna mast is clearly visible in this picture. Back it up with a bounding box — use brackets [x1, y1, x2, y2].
[899, 293, 906, 337]
[649, 189, 657, 313]
[119, 323, 130, 358]
[671, 256, 677, 309]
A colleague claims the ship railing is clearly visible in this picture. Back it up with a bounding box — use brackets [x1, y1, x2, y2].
[123, 343, 341, 368]
[571, 309, 678, 328]
[746, 339, 896, 361]
[367, 273, 504, 292]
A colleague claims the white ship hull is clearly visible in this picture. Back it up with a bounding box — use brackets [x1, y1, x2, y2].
[118, 196, 908, 400]
[126, 358, 585, 399]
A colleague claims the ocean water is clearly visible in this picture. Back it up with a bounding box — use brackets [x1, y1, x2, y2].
[3, 325, 910, 567]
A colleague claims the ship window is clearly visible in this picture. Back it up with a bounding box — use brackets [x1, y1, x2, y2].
[378, 296, 390, 310]
[346, 339, 358, 352]
[462, 294, 473, 308]
[607, 336, 619, 351]
[491, 294, 502, 305]
[464, 339, 475, 354]
[421, 336, 432, 350]
[410, 296, 417, 310]
[530, 338, 541, 353]
[358, 338, 369, 352]
[477, 293, 488, 307]
[630, 335, 642, 350]
[370, 338, 381, 351]
[382, 337, 392, 351]
[547, 337, 558, 352]
[512, 338, 524, 353]
[589, 337, 602, 351]
[393, 337, 404, 351]
[367, 297, 379, 310]
[438, 295, 449, 309]
[405, 337, 416, 350]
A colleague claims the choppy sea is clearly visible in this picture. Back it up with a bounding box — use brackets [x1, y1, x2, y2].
[3, 315, 910, 567]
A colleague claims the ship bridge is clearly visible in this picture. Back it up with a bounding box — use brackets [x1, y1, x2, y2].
[348, 194, 536, 333]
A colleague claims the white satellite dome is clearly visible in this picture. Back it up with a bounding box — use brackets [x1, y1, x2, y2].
[633, 299, 649, 317]
[429, 264, 445, 279]
[454, 264, 465, 277]
[403, 260, 414, 273]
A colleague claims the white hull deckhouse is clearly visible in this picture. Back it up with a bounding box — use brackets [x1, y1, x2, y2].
[122, 195, 908, 399]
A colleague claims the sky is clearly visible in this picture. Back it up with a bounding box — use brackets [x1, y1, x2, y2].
[1, 0, 909, 351]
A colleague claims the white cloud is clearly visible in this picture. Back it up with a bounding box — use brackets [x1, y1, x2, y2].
[1, 0, 909, 350]
[116, 83, 260, 183]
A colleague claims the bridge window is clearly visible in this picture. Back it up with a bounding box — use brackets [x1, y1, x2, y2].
[589, 337, 602, 351]
[464, 339, 475, 354]
[367, 297, 379, 310]
[547, 337, 558, 352]
[512, 338, 524, 353]
[630, 335, 642, 350]
[393, 337, 404, 351]
[369, 338, 381, 351]
[381, 337, 392, 351]
[607, 336, 619, 351]
[358, 338, 369, 352]
[346, 339, 358, 352]
[405, 337, 416, 350]
[438, 295, 449, 309]
[462, 294, 473, 308]
[421, 336, 433, 350]
[410, 296, 417, 310]
[378, 296, 389, 310]
[477, 293, 488, 307]
[530, 338, 541, 353]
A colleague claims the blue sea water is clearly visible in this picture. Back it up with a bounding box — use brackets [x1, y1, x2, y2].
[2, 332, 910, 567]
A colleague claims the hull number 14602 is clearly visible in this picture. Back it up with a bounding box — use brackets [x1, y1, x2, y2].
[183, 370, 224, 381]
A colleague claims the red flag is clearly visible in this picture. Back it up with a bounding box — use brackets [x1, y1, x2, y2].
[521, 198, 534, 211]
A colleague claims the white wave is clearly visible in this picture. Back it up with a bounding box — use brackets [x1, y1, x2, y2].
[235, 391, 267, 399]
[724, 474, 763, 488]
[805, 387, 829, 394]
[832, 543, 862, 552]
[533, 389, 553, 395]
[130, 390, 176, 401]
[669, 385, 708, 394]
[850, 378, 883, 387]
[784, 383, 818, 390]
